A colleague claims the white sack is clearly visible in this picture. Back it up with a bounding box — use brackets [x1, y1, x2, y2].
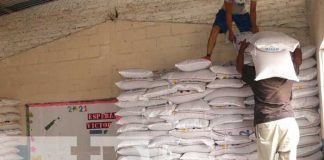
[141, 86, 177, 100]
[0, 107, 20, 114]
[299, 127, 321, 137]
[176, 100, 211, 112]
[148, 123, 174, 131]
[1, 129, 22, 136]
[180, 152, 215, 160]
[116, 100, 168, 108]
[118, 154, 181, 160]
[298, 135, 321, 147]
[119, 69, 153, 79]
[297, 144, 322, 157]
[296, 119, 320, 129]
[0, 140, 20, 148]
[252, 49, 299, 81]
[213, 121, 254, 136]
[216, 152, 258, 160]
[294, 110, 320, 124]
[144, 104, 176, 118]
[291, 97, 319, 109]
[117, 89, 146, 101]
[0, 123, 21, 130]
[298, 151, 323, 160]
[208, 97, 245, 107]
[117, 124, 148, 133]
[151, 154, 181, 160]
[117, 131, 168, 140]
[0, 114, 20, 123]
[293, 80, 317, 90]
[300, 58, 316, 70]
[169, 129, 223, 140]
[117, 146, 167, 157]
[0, 154, 23, 160]
[116, 116, 165, 125]
[149, 136, 215, 148]
[204, 86, 253, 101]
[210, 142, 256, 156]
[248, 31, 300, 52]
[0, 147, 19, 156]
[166, 89, 214, 104]
[175, 59, 211, 72]
[209, 115, 243, 128]
[244, 96, 255, 105]
[209, 65, 239, 75]
[0, 136, 18, 144]
[234, 32, 254, 62]
[292, 87, 318, 99]
[117, 140, 150, 149]
[174, 82, 206, 92]
[301, 46, 316, 60]
[160, 112, 218, 121]
[243, 114, 254, 121]
[116, 80, 169, 90]
[208, 108, 254, 115]
[115, 80, 151, 90]
[0, 99, 19, 108]
[162, 69, 217, 82]
[298, 68, 317, 81]
[165, 145, 212, 154]
[175, 119, 209, 129]
[116, 107, 145, 116]
[148, 136, 180, 148]
[215, 135, 252, 145]
[207, 79, 245, 89]
[179, 137, 215, 147]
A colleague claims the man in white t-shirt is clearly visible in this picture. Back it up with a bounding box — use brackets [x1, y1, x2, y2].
[203, 0, 258, 60]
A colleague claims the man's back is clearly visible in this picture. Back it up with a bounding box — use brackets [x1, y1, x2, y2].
[242, 65, 294, 125]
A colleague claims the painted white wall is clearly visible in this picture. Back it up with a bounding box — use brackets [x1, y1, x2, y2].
[308, 0, 324, 140]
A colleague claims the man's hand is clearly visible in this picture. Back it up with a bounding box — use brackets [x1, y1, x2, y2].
[239, 39, 250, 53]
[293, 48, 302, 66]
[228, 31, 236, 43]
[251, 25, 259, 33]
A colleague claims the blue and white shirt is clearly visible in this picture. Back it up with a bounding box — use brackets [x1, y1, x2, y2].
[223, 0, 257, 15]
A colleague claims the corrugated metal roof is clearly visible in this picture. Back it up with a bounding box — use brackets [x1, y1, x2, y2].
[0, 0, 55, 16]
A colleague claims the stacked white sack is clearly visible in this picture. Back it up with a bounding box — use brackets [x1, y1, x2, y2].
[0, 99, 23, 160]
[294, 46, 323, 160]
[115, 59, 258, 160]
[244, 45, 323, 160]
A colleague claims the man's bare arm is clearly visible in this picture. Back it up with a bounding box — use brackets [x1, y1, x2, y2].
[250, 1, 258, 33]
[236, 40, 250, 74]
[293, 48, 302, 66]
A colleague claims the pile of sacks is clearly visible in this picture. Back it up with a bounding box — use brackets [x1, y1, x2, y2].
[115, 47, 322, 160]
[115, 58, 257, 160]
[0, 99, 23, 160]
[293, 46, 322, 160]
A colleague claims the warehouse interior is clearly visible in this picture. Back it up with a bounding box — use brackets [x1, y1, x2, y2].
[0, 0, 323, 160]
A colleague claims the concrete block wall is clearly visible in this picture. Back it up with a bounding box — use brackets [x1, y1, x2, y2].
[0, 0, 309, 59]
[0, 20, 312, 134]
[0, 0, 313, 137]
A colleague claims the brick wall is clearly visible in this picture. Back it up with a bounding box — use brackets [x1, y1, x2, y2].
[0, 0, 309, 59]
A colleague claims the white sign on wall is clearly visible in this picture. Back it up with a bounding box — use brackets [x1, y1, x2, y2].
[27, 99, 119, 160]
